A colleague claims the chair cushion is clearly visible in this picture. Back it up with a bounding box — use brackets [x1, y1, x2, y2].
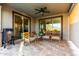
[29, 37, 37, 41]
[42, 35, 49, 39]
[51, 36, 60, 40]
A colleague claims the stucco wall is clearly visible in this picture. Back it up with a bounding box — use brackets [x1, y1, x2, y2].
[35, 19, 39, 36]
[2, 5, 12, 29]
[31, 18, 36, 32]
[63, 14, 69, 40]
[69, 4, 79, 48]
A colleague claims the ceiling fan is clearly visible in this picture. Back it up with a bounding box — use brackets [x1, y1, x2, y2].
[34, 7, 50, 16]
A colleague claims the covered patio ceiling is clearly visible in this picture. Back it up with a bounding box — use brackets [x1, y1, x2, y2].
[6, 3, 72, 18]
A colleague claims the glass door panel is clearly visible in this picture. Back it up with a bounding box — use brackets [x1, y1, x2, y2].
[13, 13, 30, 40]
[52, 17, 61, 38]
[45, 19, 52, 31]
[39, 20, 46, 35]
[24, 17, 28, 32]
[14, 15, 22, 39]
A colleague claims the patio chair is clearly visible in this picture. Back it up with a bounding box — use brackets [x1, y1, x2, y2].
[23, 32, 37, 44]
[29, 32, 37, 42]
[50, 32, 61, 41]
[22, 32, 30, 44]
[42, 31, 51, 40]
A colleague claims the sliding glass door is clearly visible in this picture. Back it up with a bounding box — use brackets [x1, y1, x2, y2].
[13, 12, 30, 40]
[39, 16, 63, 39]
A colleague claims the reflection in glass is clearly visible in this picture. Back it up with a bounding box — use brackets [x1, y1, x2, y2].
[14, 15, 22, 39]
[14, 14, 29, 39]
[39, 17, 61, 37]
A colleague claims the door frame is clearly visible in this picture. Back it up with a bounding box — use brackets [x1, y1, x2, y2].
[12, 11, 31, 39]
[39, 16, 63, 40]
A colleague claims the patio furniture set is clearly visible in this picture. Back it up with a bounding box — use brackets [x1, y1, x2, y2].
[2, 29, 61, 48]
[23, 31, 61, 44]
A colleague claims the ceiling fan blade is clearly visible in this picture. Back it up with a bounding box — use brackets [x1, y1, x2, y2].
[35, 11, 41, 14]
[35, 9, 40, 11]
[34, 7, 50, 16]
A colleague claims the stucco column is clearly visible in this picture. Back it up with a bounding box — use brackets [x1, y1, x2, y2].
[0, 5, 2, 47]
